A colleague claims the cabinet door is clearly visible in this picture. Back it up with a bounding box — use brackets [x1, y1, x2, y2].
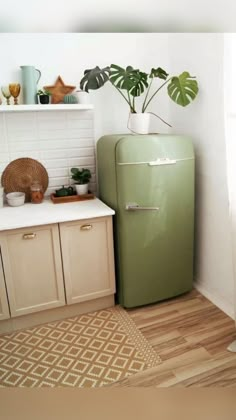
[0, 251, 10, 320]
[0, 224, 65, 317]
[60, 217, 115, 305]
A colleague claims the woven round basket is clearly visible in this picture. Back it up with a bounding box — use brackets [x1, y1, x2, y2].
[2, 158, 49, 202]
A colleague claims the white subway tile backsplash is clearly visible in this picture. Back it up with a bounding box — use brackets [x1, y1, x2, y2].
[66, 110, 93, 120]
[0, 142, 8, 153]
[0, 162, 9, 173]
[39, 128, 93, 141]
[5, 113, 36, 125]
[40, 149, 70, 159]
[69, 147, 94, 157]
[66, 139, 94, 149]
[0, 152, 10, 162]
[7, 130, 37, 142]
[41, 159, 69, 169]
[37, 119, 67, 130]
[88, 182, 96, 192]
[9, 141, 40, 152]
[47, 168, 71, 178]
[0, 114, 5, 127]
[71, 138, 94, 147]
[36, 111, 67, 121]
[67, 119, 93, 129]
[0, 110, 96, 195]
[9, 151, 40, 160]
[39, 140, 72, 150]
[69, 156, 95, 167]
[67, 129, 94, 139]
[0, 116, 8, 152]
[66, 146, 95, 158]
[6, 119, 37, 131]
[49, 177, 71, 188]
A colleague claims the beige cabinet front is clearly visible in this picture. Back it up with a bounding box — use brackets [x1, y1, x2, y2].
[0, 224, 65, 317]
[0, 253, 10, 320]
[60, 217, 115, 305]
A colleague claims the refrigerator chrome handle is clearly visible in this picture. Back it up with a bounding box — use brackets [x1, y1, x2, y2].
[125, 203, 159, 211]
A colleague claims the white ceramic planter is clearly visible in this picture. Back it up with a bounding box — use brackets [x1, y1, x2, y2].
[128, 113, 150, 134]
[75, 184, 89, 195]
[75, 91, 90, 104]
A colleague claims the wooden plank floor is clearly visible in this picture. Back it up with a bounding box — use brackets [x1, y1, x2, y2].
[112, 289, 236, 387]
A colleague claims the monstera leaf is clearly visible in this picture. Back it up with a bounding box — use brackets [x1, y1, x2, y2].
[80, 66, 110, 92]
[150, 67, 168, 80]
[167, 72, 198, 107]
[110, 64, 148, 97]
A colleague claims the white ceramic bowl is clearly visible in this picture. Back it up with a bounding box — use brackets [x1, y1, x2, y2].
[6, 192, 25, 207]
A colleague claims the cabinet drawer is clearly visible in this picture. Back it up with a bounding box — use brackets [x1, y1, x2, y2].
[60, 217, 115, 305]
[0, 224, 65, 317]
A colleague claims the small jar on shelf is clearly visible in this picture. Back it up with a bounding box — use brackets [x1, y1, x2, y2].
[30, 182, 44, 204]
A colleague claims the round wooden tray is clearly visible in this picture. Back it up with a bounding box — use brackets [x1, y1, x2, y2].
[2, 158, 49, 202]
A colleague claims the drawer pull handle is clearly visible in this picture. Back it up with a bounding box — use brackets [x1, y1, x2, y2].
[80, 224, 92, 231]
[23, 233, 36, 240]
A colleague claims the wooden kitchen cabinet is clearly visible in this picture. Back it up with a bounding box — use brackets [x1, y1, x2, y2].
[59, 217, 116, 305]
[0, 253, 10, 320]
[0, 224, 65, 317]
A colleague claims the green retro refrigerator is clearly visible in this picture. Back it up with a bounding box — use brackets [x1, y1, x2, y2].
[97, 134, 194, 308]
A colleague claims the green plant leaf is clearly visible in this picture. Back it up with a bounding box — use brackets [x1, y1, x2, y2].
[71, 168, 79, 175]
[71, 167, 91, 184]
[150, 67, 168, 80]
[80, 66, 110, 92]
[110, 65, 148, 97]
[167, 72, 199, 107]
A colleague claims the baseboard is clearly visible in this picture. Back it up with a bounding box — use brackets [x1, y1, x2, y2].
[0, 294, 115, 335]
[194, 280, 235, 320]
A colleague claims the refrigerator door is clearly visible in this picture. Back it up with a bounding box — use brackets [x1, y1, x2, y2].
[115, 135, 194, 308]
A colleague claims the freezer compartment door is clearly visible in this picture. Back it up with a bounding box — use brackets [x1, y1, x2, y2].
[115, 158, 194, 308]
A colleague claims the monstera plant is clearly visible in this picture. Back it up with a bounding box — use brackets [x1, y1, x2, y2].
[80, 64, 199, 132]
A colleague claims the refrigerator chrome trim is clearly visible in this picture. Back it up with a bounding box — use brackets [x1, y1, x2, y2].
[148, 158, 176, 166]
[117, 157, 194, 166]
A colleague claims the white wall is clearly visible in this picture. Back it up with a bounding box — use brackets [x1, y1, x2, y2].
[0, 33, 234, 317]
[224, 34, 236, 321]
[0, 33, 171, 141]
[168, 33, 234, 318]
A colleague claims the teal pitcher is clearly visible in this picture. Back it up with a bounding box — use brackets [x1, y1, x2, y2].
[20, 66, 41, 104]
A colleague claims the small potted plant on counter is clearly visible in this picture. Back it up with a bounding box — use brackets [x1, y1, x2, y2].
[71, 167, 92, 195]
[37, 89, 51, 104]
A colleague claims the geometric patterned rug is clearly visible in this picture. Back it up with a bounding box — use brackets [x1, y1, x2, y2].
[0, 306, 161, 387]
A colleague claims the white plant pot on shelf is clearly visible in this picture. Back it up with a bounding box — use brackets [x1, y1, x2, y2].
[75, 184, 89, 195]
[75, 91, 90, 104]
[128, 113, 150, 135]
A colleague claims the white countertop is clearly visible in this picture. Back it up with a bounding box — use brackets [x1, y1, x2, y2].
[0, 198, 115, 231]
